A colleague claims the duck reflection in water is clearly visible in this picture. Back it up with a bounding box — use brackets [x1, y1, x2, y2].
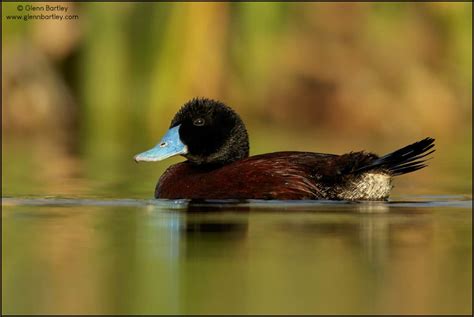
[181, 200, 250, 236]
[176, 202, 432, 267]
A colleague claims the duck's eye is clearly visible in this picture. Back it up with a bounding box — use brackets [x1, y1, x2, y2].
[193, 118, 205, 126]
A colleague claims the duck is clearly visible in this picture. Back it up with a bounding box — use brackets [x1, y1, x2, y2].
[134, 98, 435, 200]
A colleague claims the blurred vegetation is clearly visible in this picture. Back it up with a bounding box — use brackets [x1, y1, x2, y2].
[2, 2, 472, 197]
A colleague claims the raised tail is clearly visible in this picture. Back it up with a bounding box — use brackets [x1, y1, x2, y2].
[356, 137, 435, 176]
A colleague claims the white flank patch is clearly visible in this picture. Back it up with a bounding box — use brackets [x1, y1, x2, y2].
[338, 173, 392, 200]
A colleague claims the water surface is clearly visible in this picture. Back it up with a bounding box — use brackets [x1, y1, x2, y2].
[2, 195, 472, 314]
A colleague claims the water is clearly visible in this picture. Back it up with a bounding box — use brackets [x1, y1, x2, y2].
[2, 195, 472, 314]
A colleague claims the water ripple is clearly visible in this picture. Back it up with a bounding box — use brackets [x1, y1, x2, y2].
[2, 195, 471, 210]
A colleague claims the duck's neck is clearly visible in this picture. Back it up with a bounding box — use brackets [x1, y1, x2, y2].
[185, 126, 249, 167]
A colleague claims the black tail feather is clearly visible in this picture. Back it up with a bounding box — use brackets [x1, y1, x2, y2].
[356, 137, 435, 176]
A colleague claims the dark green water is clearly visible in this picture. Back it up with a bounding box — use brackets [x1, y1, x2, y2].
[2, 196, 472, 314]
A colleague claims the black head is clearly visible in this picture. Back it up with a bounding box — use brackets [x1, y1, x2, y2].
[135, 98, 249, 166]
[172, 98, 249, 165]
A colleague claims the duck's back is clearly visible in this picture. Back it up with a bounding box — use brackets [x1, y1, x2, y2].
[155, 151, 392, 200]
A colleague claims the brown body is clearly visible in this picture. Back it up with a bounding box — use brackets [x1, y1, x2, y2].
[156, 151, 385, 200]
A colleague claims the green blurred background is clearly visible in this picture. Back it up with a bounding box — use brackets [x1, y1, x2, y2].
[2, 2, 472, 198]
[1, 3, 472, 315]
